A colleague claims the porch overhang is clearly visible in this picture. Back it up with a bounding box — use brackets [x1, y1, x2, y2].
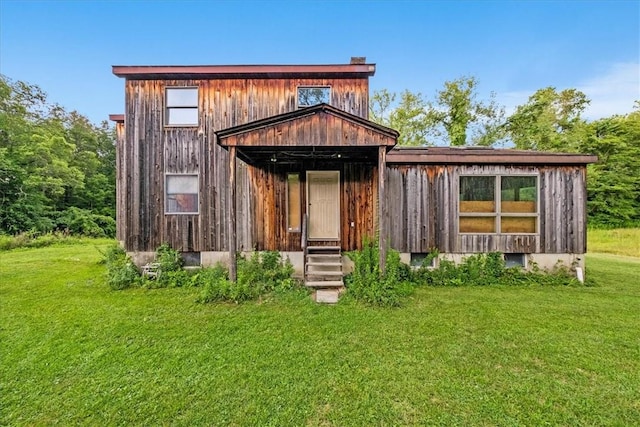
[215, 103, 398, 165]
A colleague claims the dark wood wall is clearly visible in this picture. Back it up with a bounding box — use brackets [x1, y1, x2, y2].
[248, 163, 377, 252]
[386, 164, 588, 254]
[119, 77, 369, 252]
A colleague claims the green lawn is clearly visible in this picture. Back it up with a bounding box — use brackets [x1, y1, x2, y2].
[1, 241, 639, 425]
[588, 228, 640, 257]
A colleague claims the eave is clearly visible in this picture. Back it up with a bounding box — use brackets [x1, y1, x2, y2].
[387, 147, 598, 165]
[112, 64, 376, 80]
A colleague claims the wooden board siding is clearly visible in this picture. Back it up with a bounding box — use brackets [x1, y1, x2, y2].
[385, 164, 588, 254]
[222, 111, 396, 148]
[114, 121, 126, 243]
[247, 163, 377, 252]
[121, 76, 369, 252]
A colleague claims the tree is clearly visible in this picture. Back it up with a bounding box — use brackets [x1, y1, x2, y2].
[370, 89, 433, 146]
[369, 76, 505, 146]
[0, 74, 116, 236]
[507, 87, 590, 151]
[579, 109, 640, 227]
[427, 76, 506, 146]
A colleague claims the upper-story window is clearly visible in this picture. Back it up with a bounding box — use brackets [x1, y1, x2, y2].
[166, 87, 198, 126]
[459, 175, 538, 234]
[297, 86, 330, 108]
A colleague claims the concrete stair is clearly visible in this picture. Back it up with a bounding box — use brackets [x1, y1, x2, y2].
[304, 245, 343, 303]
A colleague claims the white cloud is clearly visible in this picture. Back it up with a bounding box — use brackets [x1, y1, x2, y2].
[579, 62, 639, 120]
[496, 62, 639, 121]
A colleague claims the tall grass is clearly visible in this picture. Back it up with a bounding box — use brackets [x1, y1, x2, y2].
[587, 228, 640, 257]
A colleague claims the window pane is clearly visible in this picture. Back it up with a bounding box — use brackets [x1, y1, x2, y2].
[287, 174, 301, 231]
[459, 216, 496, 233]
[298, 87, 330, 107]
[460, 176, 495, 212]
[166, 175, 198, 213]
[502, 176, 536, 200]
[167, 108, 198, 126]
[501, 216, 536, 233]
[166, 88, 198, 107]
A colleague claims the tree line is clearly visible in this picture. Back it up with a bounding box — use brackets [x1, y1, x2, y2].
[371, 77, 640, 228]
[0, 75, 116, 237]
[0, 74, 638, 238]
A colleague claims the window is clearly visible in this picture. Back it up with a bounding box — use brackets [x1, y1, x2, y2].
[165, 87, 198, 126]
[166, 174, 199, 214]
[287, 173, 301, 231]
[459, 175, 537, 234]
[297, 86, 330, 108]
[504, 253, 526, 268]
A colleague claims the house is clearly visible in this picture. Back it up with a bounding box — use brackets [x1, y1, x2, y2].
[110, 58, 597, 295]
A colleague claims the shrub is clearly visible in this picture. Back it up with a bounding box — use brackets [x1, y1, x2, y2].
[103, 244, 140, 290]
[55, 207, 116, 238]
[345, 239, 415, 307]
[416, 252, 584, 287]
[198, 251, 298, 304]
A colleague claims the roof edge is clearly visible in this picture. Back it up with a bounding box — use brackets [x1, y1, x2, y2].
[112, 64, 376, 78]
[387, 147, 598, 165]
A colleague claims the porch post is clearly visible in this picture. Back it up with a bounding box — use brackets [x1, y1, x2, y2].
[378, 146, 387, 274]
[229, 146, 237, 281]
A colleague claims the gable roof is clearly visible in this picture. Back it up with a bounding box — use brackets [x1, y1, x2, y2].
[216, 104, 398, 164]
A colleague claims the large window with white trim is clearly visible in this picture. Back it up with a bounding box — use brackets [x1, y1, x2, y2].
[166, 174, 199, 214]
[459, 175, 538, 234]
[165, 87, 198, 126]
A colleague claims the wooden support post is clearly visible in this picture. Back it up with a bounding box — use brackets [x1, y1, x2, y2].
[229, 146, 237, 282]
[378, 146, 387, 274]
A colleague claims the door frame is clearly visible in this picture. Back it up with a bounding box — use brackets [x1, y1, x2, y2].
[306, 170, 340, 241]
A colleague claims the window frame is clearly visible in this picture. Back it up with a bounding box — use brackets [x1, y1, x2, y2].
[165, 173, 200, 215]
[165, 86, 199, 127]
[458, 174, 539, 235]
[296, 86, 331, 109]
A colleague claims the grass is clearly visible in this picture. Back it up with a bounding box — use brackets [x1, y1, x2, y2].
[1, 240, 639, 425]
[588, 228, 640, 257]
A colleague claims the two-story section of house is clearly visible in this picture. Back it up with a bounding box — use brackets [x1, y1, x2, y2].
[112, 58, 597, 291]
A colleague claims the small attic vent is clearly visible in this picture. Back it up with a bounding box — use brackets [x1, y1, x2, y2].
[350, 57, 366, 64]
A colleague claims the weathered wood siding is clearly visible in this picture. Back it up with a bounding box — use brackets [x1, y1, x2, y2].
[386, 164, 588, 254]
[120, 77, 369, 252]
[249, 163, 377, 252]
[222, 111, 395, 148]
[114, 121, 126, 243]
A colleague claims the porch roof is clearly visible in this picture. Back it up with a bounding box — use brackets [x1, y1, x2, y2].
[216, 104, 398, 164]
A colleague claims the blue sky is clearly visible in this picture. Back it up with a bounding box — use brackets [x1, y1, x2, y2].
[1, 0, 638, 125]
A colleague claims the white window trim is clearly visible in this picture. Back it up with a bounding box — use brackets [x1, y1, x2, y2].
[296, 86, 331, 109]
[165, 173, 200, 215]
[165, 86, 199, 127]
[458, 174, 539, 235]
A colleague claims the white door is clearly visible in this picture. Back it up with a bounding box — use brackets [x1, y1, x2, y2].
[307, 171, 340, 240]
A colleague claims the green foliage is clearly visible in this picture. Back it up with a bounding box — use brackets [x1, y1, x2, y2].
[103, 244, 140, 290]
[507, 87, 590, 151]
[0, 231, 91, 251]
[417, 252, 584, 287]
[198, 251, 298, 303]
[152, 244, 187, 288]
[345, 239, 415, 307]
[370, 77, 506, 146]
[0, 75, 116, 236]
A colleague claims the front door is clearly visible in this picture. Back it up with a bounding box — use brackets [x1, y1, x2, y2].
[307, 171, 340, 240]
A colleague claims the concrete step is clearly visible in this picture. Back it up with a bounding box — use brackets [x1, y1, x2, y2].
[307, 246, 341, 252]
[306, 261, 342, 267]
[306, 271, 343, 277]
[305, 280, 344, 288]
[315, 288, 341, 304]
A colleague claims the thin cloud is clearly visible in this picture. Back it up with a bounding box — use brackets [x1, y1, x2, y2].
[579, 62, 639, 120]
[497, 62, 639, 121]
